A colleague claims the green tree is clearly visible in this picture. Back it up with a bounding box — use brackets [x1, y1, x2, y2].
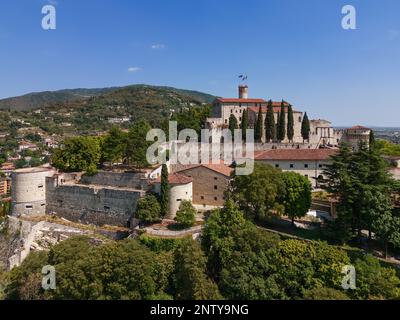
[254, 106, 263, 143]
[52, 136, 101, 175]
[229, 163, 285, 221]
[369, 130, 375, 147]
[160, 164, 169, 218]
[201, 199, 249, 277]
[240, 109, 249, 141]
[219, 227, 282, 300]
[278, 101, 286, 142]
[125, 120, 152, 168]
[303, 287, 350, 300]
[301, 112, 310, 142]
[228, 114, 238, 137]
[265, 100, 275, 143]
[287, 104, 294, 143]
[136, 195, 161, 224]
[175, 200, 196, 228]
[173, 238, 222, 300]
[280, 172, 312, 226]
[351, 254, 400, 300]
[101, 126, 128, 164]
[276, 112, 280, 142]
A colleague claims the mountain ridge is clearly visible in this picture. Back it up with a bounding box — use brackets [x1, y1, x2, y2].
[0, 84, 217, 111]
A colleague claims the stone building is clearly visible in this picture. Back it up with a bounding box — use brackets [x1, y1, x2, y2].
[173, 163, 233, 211]
[254, 149, 338, 188]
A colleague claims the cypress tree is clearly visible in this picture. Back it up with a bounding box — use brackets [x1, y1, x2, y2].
[301, 112, 310, 143]
[287, 104, 294, 143]
[278, 101, 286, 142]
[160, 164, 170, 218]
[276, 112, 280, 142]
[265, 100, 275, 143]
[241, 108, 249, 141]
[228, 114, 238, 137]
[254, 106, 263, 142]
[369, 130, 375, 148]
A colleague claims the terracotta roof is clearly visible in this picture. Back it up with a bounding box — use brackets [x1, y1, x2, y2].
[155, 173, 193, 185]
[347, 125, 370, 131]
[255, 149, 338, 161]
[216, 98, 266, 104]
[176, 163, 234, 177]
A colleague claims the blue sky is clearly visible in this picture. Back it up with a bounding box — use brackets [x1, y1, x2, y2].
[0, 0, 399, 126]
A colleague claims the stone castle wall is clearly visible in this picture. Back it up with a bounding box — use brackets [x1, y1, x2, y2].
[46, 172, 147, 227]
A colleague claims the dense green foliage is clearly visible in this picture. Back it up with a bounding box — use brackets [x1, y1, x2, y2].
[175, 201, 196, 228]
[136, 195, 162, 224]
[52, 136, 101, 175]
[375, 139, 400, 157]
[173, 238, 222, 300]
[321, 142, 400, 256]
[229, 163, 285, 221]
[3, 209, 400, 301]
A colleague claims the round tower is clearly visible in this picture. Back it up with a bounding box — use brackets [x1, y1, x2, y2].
[11, 167, 55, 217]
[238, 85, 249, 99]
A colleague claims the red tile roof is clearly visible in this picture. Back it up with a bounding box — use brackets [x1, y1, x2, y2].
[255, 149, 338, 161]
[155, 173, 193, 185]
[176, 163, 234, 177]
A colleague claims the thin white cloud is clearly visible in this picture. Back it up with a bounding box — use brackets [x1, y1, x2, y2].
[151, 44, 166, 50]
[128, 67, 141, 73]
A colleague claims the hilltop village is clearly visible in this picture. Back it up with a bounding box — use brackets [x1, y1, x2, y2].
[1, 85, 400, 272]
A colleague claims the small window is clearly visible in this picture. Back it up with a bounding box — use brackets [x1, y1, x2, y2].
[214, 185, 218, 190]
[41, 204, 45, 207]
[304, 164, 309, 168]
[104, 206, 110, 211]
[25, 205, 33, 209]
[201, 196, 204, 200]
[290, 164, 294, 168]
[38, 184, 43, 189]
[176, 199, 182, 202]
[214, 197, 218, 201]
[305, 175, 309, 178]
[214, 177, 218, 180]
[319, 164, 323, 168]
[275, 164, 280, 168]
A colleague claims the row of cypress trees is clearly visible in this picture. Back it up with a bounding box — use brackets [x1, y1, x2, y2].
[228, 100, 311, 143]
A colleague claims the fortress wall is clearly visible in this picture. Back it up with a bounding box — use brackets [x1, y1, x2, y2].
[80, 171, 149, 190]
[46, 182, 144, 227]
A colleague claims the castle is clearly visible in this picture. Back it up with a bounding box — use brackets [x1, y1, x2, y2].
[9, 85, 371, 229]
[206, 85, 370, 150]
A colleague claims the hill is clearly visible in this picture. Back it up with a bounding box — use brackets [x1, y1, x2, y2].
[0, 85, 216, 135]
[0, 85, 216, 112]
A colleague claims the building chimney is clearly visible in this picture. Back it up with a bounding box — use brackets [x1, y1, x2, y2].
[238, 85, 248, 99]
